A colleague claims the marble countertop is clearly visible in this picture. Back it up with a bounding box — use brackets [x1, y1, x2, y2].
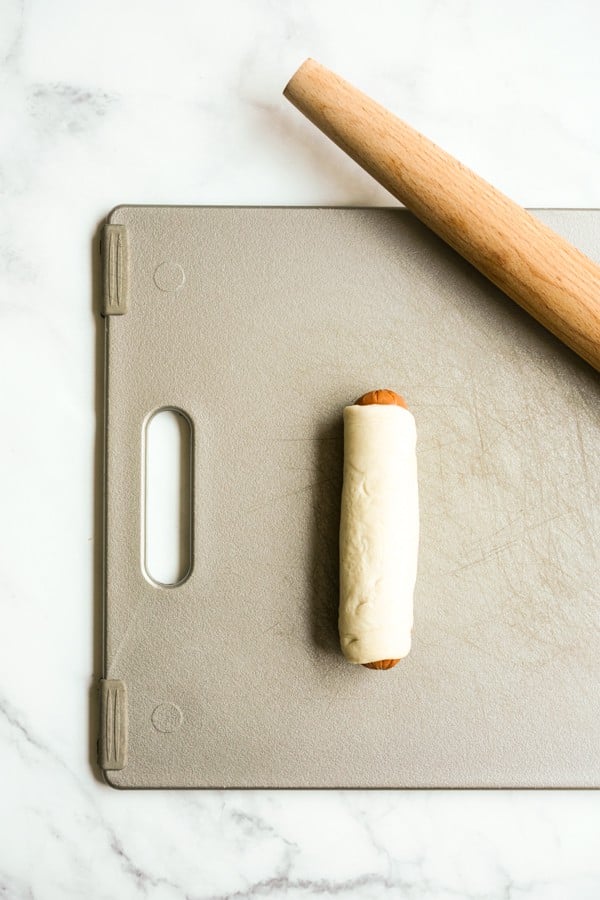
[1, 1, 599, 897]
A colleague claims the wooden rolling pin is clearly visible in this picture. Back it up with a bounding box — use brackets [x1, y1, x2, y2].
[284, 59, 600, 372]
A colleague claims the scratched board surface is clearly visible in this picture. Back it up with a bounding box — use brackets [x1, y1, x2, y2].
[102, 207, 600, 788]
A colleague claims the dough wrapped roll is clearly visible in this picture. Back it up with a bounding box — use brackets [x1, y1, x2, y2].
[339, 390, 419, 669]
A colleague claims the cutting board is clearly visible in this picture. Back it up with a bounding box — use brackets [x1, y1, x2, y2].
[100, 206, 600, 788]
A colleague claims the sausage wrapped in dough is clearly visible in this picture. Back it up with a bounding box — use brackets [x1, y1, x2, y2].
[339, 390, 419, 669]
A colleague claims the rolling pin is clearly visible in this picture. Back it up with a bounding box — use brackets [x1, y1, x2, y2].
[284, 59, 600, 372]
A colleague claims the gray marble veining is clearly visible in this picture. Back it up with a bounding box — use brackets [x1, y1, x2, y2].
[1, 0, 600, 896]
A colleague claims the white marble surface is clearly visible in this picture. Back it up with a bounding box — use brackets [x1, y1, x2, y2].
[1, 0, 600, 897]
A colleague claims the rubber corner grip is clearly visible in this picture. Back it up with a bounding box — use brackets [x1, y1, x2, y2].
[98, 679, 128, 771]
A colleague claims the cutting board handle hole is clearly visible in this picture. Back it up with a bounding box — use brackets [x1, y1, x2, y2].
[143, 408, 193, 587]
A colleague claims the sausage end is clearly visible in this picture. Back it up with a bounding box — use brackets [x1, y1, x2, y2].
[362, 659, 401, 669]
[356, 389, 407, 408]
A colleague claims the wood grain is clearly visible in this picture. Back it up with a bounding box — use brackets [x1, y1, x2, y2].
[284, 59, 600, 372]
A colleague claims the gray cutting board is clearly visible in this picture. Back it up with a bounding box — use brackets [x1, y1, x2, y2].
[100, 206, 600, 788]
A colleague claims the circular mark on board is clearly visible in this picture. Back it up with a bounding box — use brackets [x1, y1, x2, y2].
[154, 262, 185, 293]
[151, 702, 183, 733]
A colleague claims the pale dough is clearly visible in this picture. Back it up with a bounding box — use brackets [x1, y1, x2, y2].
[339, 403, 419, 664]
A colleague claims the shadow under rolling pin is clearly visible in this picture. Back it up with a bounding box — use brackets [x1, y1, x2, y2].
[283, 58, 600, 373]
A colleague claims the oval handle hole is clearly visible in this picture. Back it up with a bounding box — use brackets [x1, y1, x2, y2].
[144, 409, 192, 586]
